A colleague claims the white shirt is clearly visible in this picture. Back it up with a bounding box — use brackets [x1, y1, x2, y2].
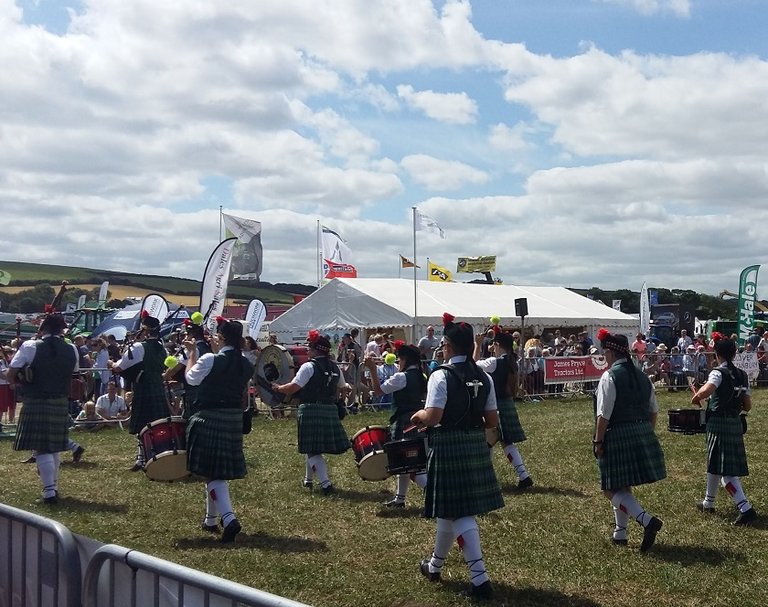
[595, 359, 659, 419]
[10, 334, 80, 372]
[292, 357, 345, 389]
[378, 367, 414, 395]
[476, 357, 497, 373]
[365, 341, 380, 356]
[425, 355, 497, 412]
[95, 393, 127, 417]
[185, 346, 242, 386]
[115, 342, 146, 370]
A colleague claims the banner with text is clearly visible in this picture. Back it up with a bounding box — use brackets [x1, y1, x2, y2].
[737, 264, 760, 343]
[456, 256, 496, 273]
[543, 355, 610, 385]
[734, 351, 760, 382]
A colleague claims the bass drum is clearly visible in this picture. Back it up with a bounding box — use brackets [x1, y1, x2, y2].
[254, 344, 310, 407]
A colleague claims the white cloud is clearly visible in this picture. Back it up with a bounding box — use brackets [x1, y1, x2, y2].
[401, 154, 489, 191]
[396, 84, 478, 125]
[596, 0, 691, 17]
[487, 122, 534, 151]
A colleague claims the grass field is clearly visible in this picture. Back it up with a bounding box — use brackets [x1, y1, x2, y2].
[1, 390, 767, 607]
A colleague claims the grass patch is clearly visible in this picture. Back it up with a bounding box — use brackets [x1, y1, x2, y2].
[2, 390, 767, 607]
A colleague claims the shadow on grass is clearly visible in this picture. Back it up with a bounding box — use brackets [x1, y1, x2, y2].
[502, 484, 588, 498]
[327, 487, 390, 503]
[647, 543, 746, 566]
[376, 505, 424, 519]
[433, 579, 601, 606]
[175, 531, 328, 553]
[60, 460, 99, 470]
[54, 495, 129, 513]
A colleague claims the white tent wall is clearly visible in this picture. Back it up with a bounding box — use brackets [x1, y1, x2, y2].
[270, 279, 639, 345]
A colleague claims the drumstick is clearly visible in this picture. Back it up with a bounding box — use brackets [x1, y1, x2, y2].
[403, 423, 428, 434]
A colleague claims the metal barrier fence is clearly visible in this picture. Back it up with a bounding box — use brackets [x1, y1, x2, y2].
[0, 503, 82, 607]
[1, 504, 312, 607]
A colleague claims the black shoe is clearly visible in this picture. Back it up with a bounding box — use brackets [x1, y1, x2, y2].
[72, 446, 85, 463]
[517, 476, 534, 490]
[697, 503, 716, 514]
[221, 519, 242, 543]
[39, 491, 58, 505]
[129, 462, 143, 472]
[640, 517, 663, 552]
[383, 499, 405, 508]
[201, 521, 220, 534]
[22, 455, 36, 464]
[302, 479, 313, 490]
[321, 484, 336, 496]
[733, 507, 757, 526]
[466, 580, 494, 600]
[419, 559, 440, 582]
[611, 538, 628, 546]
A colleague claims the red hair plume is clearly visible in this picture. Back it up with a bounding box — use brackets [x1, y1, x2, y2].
[442, 312, 455, 326]
[141, 310, 149, 319]
[215, 315, 225, 324]
[596, 328, 610, 342]
[44, 304, 54, 313]
[393, 339, 405, 350]
[711, 331, 725, 342]
[183, 318, 191, 326]
[307, 329, 320, 343]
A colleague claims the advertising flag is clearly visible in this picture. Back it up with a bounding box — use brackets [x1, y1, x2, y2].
[245, 299, 267, 341]
[140, 293, 170, 324]
[98, 281, 109, 305]
[738, 265, 760, 343]
[612, 300, 622, 310]
[0, 268, 10, 286]
[456, 256, 496, 273]
[321, 225, 357, 279]
[222, 213, 263, 281]
[428, 261, 452, 282]
[199, 238, 238, 333]
[400, 254, 420, 269]
[639, 281, 650, 335]
[77, 294, 87, 309]
[415, 209, 445, 239]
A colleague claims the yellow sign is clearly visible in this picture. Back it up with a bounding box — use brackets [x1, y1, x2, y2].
[428, 261, 452, 282]
[456, 256, 496, 273]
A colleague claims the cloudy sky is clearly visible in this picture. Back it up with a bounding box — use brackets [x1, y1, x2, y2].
[3, 0, 768, 297]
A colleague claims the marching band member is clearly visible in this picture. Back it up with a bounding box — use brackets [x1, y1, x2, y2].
[411, 313, 502, 600]
[593, 328, 665, 551]
[365, 341, 428, 508]
[9, 313, 78, 504]
[691, 333, 757, 525]
[185, 318, 254, 543]
[110, 312, 169, 471]
[474, 330, 533, 489]
[272, 330, 349, 495]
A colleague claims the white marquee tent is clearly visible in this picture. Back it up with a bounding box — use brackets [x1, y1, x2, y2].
[269, 278, 639, 341]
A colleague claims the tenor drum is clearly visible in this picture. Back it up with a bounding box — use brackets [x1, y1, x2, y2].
[384, 436, 428, 475]
[254, 344, 310, 406]
[667, 408, 706, 435]
[140, 416, 190, 481]
[351, 425, 390, 481]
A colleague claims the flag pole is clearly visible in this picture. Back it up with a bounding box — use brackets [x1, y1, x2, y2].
[219, 205, 223, 242]
[412, 207, 418, 343]
[316, 220, 321, 288]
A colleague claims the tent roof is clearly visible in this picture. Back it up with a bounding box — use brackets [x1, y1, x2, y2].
[270, 278, 637, 333]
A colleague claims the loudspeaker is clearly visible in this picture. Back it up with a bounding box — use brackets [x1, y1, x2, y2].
[514, 297, 528, 318]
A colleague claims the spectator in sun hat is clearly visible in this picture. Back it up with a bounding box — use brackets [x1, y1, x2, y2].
[411, 312, 502, 600]
[592, 328, 665, 552]
[272, 329, 350, 495]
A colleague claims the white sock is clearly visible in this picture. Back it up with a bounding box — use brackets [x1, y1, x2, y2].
[411, 472, 427, 489]
[207, 480, 236, 526]
[704, 473, 721, 508]
[309, 454, 331, 488]
[454, 516, 489, 586]
[722, 476, 752, 513]
[428, 518, 454, 574]
[136, 441, 145, 465]
[394, 475, 409, 503]
[304, 456, 314, 483]
[612, 506, 629, 541]
[611, 491, 652, 527]
[503, 443, 529, 480]
[204, 487, 217, 525]
[37, 453, 58, 498]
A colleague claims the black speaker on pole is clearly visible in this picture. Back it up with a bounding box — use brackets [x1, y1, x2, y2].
[514, 297, 528, 318]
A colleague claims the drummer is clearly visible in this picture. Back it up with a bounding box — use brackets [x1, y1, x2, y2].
[474, 330, 533, 489]
[365, 341, 428, 508]
[110, 312, 169, 471]
[185, 317, 254, 542]
[272, 330, 350, 494]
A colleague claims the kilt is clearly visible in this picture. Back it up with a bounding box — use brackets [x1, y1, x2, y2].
[182, 386, 201, 421]
[424, 428, 504, 519]
[14, 397, 70, 453]
[0, 384, 14, 412]
[297, 403, 351, 455]
[497, 396, 526, 444]
[599, 421, 666, 491]
[706, 416, 748, 477]
[390, 410, 420, 441]
[186, 408, 246, 480]
[129, 378, 169, 434]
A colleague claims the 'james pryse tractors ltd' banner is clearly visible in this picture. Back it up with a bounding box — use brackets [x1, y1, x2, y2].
[543, 355, 609, 385]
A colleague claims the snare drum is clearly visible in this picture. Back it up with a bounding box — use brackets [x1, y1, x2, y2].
[351, 425, 390, 481]
[140, 417, 190, 481]
[667, 408, 706, 434]
[384, 436, 427, 475]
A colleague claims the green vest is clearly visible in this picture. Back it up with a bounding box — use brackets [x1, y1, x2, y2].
[27, 337, 77, 399]
[607, 358, 652, 426]
[197, 350, 254, 409]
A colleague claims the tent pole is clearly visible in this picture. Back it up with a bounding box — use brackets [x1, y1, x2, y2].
[412, 206, 418, 344]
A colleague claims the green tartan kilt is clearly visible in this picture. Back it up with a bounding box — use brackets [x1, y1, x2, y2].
[129, 378, 170, 434]
[14, 397, 70, 453]
[297, 403, 351, 455]
[182, 386, 201, 421]
[497, 396, 526, 444]
[706, 416, 748, 477]
[424, 428, 504, 519]
[390, 410, 421, 440]
[599, 421, 666, 491]
[186, 408, 246, 480]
